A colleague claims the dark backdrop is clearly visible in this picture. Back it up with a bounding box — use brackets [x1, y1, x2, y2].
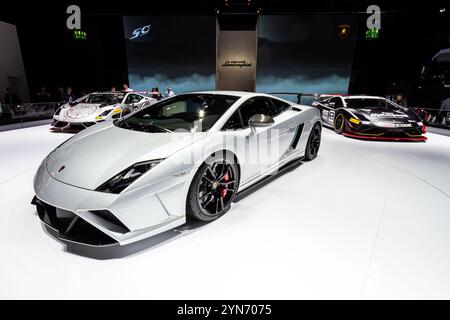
[257, 15, 358, 94]
[123, 16, 216, 93]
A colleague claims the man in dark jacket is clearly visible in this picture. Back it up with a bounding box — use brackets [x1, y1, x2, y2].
[62, 86, 76, 103]
[4, 88, 22, 105]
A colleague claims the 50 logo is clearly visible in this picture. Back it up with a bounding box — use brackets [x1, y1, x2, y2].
[130, 25, 151, 40]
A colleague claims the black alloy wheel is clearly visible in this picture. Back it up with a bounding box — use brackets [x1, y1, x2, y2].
[334, 113, 346, 134]
[304, 123, 321, 161]
[187, 153, 239, 222]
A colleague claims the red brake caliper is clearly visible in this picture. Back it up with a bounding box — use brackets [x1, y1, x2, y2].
[220, 173, 229, 198]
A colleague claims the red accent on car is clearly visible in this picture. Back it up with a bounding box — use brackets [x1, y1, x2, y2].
[342, 132, 427, 141]
[422, 125, 427, 133]
[220, 173, 229, 198]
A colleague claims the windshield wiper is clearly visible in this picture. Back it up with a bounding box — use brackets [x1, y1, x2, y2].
[136, 121, 172, 133]
[148, 122, 172, 133]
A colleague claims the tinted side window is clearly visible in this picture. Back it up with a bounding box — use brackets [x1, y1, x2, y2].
[125, 94, 133, 104]
[330, 97, 344, 108]
[239, 97, 272, 127]
[223, 111, 243, 130]
[270, 98, 290, 116]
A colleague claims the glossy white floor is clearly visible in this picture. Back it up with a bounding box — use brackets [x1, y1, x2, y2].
[0, 124, 449, 299]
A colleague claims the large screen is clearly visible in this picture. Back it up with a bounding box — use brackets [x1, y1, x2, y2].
[123, 16, 216, 94]
[256, 15, 358, 96]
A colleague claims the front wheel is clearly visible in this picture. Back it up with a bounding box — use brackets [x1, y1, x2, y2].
[304, 123, 321, 161]
[121, 108, 132, 118]
[187, 152, 239, 222]
[334, 113, 346, 134]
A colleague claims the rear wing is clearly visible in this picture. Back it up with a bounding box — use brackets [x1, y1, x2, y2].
[269, 92, 320, 105]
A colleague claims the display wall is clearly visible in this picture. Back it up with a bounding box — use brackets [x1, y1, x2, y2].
[256, 15, 358, 95]
[216, 21, 258, 92]
[123, 16, 216, 93]
[0, 20, 29, 102]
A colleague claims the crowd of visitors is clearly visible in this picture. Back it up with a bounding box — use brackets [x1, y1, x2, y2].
[0, 83, 176, 107]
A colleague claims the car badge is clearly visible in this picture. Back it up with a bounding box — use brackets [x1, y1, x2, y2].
[337, 24, 351, 39]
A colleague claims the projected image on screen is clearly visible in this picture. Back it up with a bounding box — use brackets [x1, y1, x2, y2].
[257, 15, 358, 99]
[123, 16, 216, 94]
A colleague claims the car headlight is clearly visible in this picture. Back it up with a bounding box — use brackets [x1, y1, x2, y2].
[349, 117, 361, 125]
[96, 159, 164, 194]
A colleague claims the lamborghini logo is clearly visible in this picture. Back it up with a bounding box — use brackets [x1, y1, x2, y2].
[337, 24, 351, 39]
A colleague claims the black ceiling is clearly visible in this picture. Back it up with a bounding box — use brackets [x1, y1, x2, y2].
[1, 0, 448, 23]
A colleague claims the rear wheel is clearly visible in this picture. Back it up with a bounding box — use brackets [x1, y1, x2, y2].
[334, 113, 346, 134]
[187, 152, 239, 222]
[304, 123, 321, 161]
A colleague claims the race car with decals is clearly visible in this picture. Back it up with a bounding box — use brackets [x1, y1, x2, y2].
[312, 95, 427, 141]
[51, 91, 157, 132]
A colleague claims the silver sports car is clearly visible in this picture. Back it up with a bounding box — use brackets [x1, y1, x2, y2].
[32, 91, 321, 249]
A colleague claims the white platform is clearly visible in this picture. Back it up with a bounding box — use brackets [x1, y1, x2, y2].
[0, 124, 449, 299]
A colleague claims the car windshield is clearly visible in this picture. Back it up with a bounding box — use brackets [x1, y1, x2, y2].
[115, 93, 239, 133]
[73, 93, 125, 105]
[344, 98, 392, 109]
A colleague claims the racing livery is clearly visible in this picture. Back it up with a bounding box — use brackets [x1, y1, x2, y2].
[32, 91, 322, 250]
[312, 95, 427, 141]
[51, 91, 157, 132]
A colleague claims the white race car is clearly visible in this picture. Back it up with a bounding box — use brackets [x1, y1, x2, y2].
[51, 91, 157, 131]
[33, 91, 321, 251]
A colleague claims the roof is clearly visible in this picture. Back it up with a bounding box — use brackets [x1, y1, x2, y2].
[192, 90, 258, 98]
[343, 95, 385, 100]
[322, 94, 385, 100]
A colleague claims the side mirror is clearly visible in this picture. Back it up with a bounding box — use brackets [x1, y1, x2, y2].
[248, 114, 274, 133]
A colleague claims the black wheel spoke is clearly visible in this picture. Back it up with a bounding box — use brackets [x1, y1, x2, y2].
[206, 166, 216, 180]
[220, 180, 236, 186]
[200, 191, 212, 200]
[218, 163, 229, 181]
[201, 175, 213, 184]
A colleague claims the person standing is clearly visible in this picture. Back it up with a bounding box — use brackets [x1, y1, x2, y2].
[165, 87, 175, 98]
[123, 83, 133, 92]
[36, 86, 51, 102]
[62, 87, 76, 103]
[4, 88, 22, 105]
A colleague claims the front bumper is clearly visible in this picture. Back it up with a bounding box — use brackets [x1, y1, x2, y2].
[342, 131, 427, 141]
[33, 160, 186, 247]
[50, 119, 101, 132]
[343, 121, 427, 141]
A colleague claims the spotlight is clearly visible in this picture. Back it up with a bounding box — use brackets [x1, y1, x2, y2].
[440, 8, 446, 13]
[256, 7, 262, 14]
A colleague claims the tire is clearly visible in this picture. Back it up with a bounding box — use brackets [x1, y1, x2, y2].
[334, 113, 346, 134]
[304, 122, 321, 161]
[187, 151, 239, 222]
[121, 108, 132, 118]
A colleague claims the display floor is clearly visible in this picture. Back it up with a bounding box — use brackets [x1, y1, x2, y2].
[0, 125, 449, 299]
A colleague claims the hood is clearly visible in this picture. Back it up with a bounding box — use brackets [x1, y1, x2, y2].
[350, 108, 414, 123]
[66, 103, 102, 119]
[45, 124, 206, 190]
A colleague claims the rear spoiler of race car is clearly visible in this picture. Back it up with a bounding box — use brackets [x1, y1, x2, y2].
[269, 92, 320, 104]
